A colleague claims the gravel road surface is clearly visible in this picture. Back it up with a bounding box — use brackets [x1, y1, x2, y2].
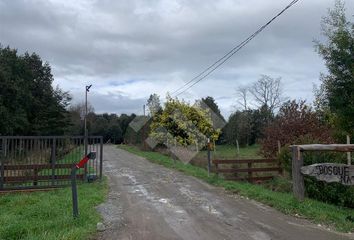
[96, 145, 352, 240]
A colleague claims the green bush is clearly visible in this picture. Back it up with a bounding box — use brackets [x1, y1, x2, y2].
[278, 142, 354, 208]
[262, 176, 292, 193]
[305, 178, 354, 208]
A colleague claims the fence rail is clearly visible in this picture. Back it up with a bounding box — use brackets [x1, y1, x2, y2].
[0, 136, 103, 191]
[213, 158, 282, 183]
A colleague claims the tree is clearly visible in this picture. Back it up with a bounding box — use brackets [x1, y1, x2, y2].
[146, 93, 162, 116]
[67, 102, 94, 135]
[260, 100, 333, 157]
[223, 110, 252, 146]
[235, 86, 249, 111]
[223, 106, 272, 146]
[249, 75, 286, 114]
[66, 109, 128, 144]
[149, 96, 220, 148]
[315, 0, 354, 136]
[249, 105, 273, 142]
[200, 96, 225, 121]
[0, 46, 29, 135]
[225, 79, 279, 146]
[107, 123, 123, 144]
[0, 45, 71, 135]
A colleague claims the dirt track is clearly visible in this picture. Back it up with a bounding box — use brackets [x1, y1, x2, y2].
[96, 145, 352, 240]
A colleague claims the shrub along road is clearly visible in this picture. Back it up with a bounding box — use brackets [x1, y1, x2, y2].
[97, 145, 352, 240]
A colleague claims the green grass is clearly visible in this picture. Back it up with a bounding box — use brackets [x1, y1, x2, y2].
[197, 144, 261, 159]
[0, 179, 107, 240]
[119, 144, 354, 232]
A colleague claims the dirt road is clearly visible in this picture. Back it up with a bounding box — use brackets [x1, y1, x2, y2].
[97, 145, 351, 240]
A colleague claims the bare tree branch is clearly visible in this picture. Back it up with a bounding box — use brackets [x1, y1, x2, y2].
[249, 75, 287, 113]
[235, 86, 249, 111]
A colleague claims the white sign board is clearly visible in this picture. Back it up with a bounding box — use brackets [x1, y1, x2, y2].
[301, 163, 354, 185]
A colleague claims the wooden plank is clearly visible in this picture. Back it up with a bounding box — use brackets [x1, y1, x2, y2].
[290, 144, 354, 152]
[4, 174, 84, 182]
[212, 159, 276, 164]
[226, 176, 274, 181]
[0, 187, 56, 195]
[0, 182, 75, 191]
[0, 186, 63, 193]
[292, 146, 304, 201]
[215, 167, 282, 173]
[301, 163, 354, 186]
[0, 136, 86, 140]
[4, 164, 74, 170]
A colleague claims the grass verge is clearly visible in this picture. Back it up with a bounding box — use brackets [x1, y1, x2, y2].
[0, 179, 108, 240]
[119, 144, 354, 232]
[196, 144, 261, 159]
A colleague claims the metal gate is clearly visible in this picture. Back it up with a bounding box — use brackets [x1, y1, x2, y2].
[0, 136, 103, 191]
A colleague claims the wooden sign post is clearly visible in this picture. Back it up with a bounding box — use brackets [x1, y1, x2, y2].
[291, 144, 354, 201]
[291, 146, 304, 201]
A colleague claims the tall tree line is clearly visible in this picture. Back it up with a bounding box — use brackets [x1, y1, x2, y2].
[0, 45, 139, 142]
[67, 103, 137, 144]
[0, 46, 70, 135]
[314, 0, 354, 137]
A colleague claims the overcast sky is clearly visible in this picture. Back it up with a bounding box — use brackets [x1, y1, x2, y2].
[0, 0, 353, 118]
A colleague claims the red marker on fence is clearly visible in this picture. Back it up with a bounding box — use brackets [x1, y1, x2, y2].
[76, 152, 96, 169]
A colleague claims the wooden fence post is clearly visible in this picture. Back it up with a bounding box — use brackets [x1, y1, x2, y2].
[99, 136, 103, 180]
[215, 162, 219, 177]
[236, 139, 240, 156]
[291, 146, 304, 201]
[248, 162, 252, 183]
[347, 135, 351, 165]
[0, 138, 6, 190]
[278, 161, 283, 176]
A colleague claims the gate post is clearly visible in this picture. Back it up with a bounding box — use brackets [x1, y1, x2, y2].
[99, 136, 103, 180]
[291, 146, 304, 201]
[71, 152, 96, 218]
[84, 136, 88, 180]
[0, 138, 6, 190]
[51, 138, 56, 186]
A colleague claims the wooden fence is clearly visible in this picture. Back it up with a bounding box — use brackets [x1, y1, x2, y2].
[212, 158, 282, 182]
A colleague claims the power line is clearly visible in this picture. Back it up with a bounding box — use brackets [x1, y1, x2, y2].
[171, 0, 300, 97]
[173, 0, 300, 96]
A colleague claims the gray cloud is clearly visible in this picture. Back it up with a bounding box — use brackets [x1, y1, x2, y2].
[0, 0, 353, 117]
[71, 91, 146, 115]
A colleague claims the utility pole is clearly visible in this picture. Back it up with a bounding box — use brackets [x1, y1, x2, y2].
[84, 84, 92, 164]
[142, 105, 146, 150]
